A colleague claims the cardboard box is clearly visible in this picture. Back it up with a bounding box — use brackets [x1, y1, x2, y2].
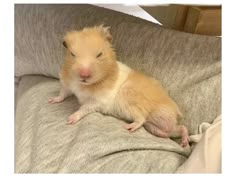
[141, 5, 221, 36]
[184, 6, 221, 36]
[141, 5, 189, 30]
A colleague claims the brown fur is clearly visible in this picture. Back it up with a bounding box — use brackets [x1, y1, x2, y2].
[118, 70, 189, 146]
[60, 26, 118, 92]
[118, 70, 181, 118]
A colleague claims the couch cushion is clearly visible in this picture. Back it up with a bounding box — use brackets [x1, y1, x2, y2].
[15, 75, 191, 173]
[14, 4, 152, 78]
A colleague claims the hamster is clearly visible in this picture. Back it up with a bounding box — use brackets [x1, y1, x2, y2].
[48, 25, 189, 147]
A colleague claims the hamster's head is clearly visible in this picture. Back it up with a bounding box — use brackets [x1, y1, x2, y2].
[62, 25, 118, 85]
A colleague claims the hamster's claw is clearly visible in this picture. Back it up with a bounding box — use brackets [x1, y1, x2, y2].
[48, 96, 64, 104]
[180, 135, 190, 147]
[66, 114, 79, 125]
[123, 122, 143, 132]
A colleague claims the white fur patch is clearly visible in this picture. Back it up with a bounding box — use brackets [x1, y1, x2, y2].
[68, 61, 131, 115]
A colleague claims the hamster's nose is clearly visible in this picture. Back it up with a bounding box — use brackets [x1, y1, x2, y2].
[79, 68, 91, 79]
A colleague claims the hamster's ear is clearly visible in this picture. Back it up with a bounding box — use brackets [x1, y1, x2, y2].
[63, 41, 67, 48]
[97, 25, 112, 42]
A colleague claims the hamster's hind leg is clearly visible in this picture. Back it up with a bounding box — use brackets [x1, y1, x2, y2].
[143, 110, 189, 147]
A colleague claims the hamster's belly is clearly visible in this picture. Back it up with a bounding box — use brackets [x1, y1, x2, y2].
[70, 84, 116, 114]
[70, 85, 131, 121]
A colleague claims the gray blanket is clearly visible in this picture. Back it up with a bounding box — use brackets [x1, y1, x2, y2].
[15, 4, 221, 173]
[15, 76, 190, 173]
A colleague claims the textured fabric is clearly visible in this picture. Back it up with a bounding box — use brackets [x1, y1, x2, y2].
[15, 75, 190, 173]
[15, 4, 221, 173]
[176, 115, 221, 173]
[14, 4, 152, 78]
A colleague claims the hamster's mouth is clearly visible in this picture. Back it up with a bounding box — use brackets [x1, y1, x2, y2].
[80, 79, 91, 85]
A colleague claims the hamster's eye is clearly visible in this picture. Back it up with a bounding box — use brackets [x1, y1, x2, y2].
[70, 52, 75, 57]
[63, 41, 67, 48]
[96, 52, 102, 58]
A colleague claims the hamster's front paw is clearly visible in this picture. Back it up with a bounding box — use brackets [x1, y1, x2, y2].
[66, 113, 79, 125]
[48, 96, 64, 104]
